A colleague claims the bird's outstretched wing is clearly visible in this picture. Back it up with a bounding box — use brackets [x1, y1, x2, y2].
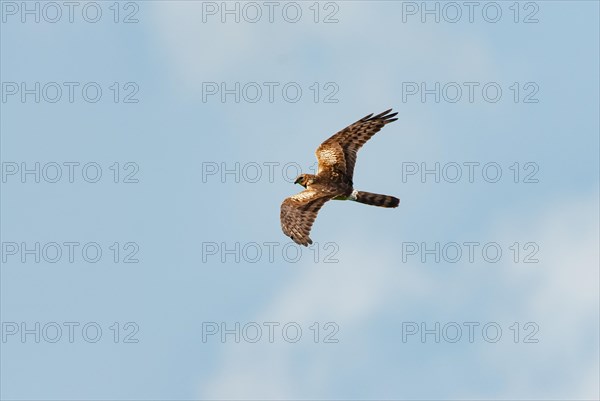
[280, 186, 341, 246]
[316, 109, 398, 179]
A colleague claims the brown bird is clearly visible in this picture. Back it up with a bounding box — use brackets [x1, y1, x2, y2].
[280, 109, 400, 246]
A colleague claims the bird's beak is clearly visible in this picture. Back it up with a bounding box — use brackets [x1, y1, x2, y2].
[294, 177, 301, 185]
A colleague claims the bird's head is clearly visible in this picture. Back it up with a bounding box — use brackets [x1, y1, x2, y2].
[294, 174, 314, 188]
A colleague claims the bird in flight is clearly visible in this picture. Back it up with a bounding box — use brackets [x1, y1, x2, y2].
[280, 109, 400, 246]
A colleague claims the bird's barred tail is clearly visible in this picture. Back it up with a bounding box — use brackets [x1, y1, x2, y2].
[355, 191, 400, 208]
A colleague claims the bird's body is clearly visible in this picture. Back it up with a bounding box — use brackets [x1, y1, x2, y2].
[280, 109, 400, 246]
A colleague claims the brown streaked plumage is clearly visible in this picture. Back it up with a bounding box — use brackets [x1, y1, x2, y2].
[280, 109, 400, 246]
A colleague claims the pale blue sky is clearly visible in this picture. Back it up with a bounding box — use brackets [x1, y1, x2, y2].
[1, 1, 599, 400]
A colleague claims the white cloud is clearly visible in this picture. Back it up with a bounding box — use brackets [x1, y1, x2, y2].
[198, 191, 599, 400]
[146, 4, 599, 399]
[148, 2, 497, 94]
[482, 192, 599, 399]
